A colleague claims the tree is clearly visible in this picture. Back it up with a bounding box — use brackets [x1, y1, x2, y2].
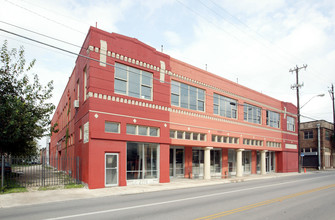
[0, 40, 55, 156]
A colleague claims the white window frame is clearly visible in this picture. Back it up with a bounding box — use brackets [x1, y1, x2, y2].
[114, 62, 153, 100]
[126, 124, 160, 137]
[105, 153, 119, 187]
[213, 93, 238, 119]
[171, 80, 205, 112]
[287, 116, 295, 131]
[105, 121, 120, 133]
[244, 103, 262, 124]
[266, 110, 280, 128]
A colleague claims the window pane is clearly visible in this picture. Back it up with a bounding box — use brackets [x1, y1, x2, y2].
[200, 134, 205, 141]
[225, 101, 232, 118]
[192, 133, 199, 140]
[105, 122, 119, 133]
[213, 105, 219, 115]
[220, 98, 225, 116]
[127, 143, 142, 180]
[170, 130, 175, 138]
[171, 94, 179, 106]
[180, 84, 189, 108]
[189, 87, 197, 110]
[177, 131, 183, 139]
[128, 67, 140, 98]
[138, 126, 148, 136]
[198, 100, 204, 111]
[171, 81, 180, 94]
[106, 155, 117, 168]
[198, 89, 205, 100]
[115, 63, 127, 79]
[185, 132, 191, 140]
[127, 124, 136, 134]
[142, 71, 152, 86]
[144, 144, 158, 178]
[115, 79, 127, 94]
[213, 94, 219, 104]
[141, 85, 152, 100]
[150, 127, 159, 136]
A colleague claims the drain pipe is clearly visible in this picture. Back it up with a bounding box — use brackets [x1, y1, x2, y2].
[317, 123, 321, 170]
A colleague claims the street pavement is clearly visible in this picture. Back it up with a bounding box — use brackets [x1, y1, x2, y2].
[0, 171, 317, 208]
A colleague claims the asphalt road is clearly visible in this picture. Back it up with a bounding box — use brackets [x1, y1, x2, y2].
[1, 171, 335, 220]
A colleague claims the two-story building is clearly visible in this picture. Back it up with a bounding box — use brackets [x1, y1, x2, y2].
[300, 120, 334, 169]
[50, 27, 298, 189]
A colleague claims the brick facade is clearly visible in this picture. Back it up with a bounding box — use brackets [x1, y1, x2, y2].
[300, 120, 334, 168]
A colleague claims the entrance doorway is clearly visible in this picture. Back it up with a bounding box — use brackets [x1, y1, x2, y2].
[105, 153, 118, 186]
[210, 149, 222, 178]
[192, 149, 204, 178]
[266, 152, 275, 172]
[228, 149, 236, 176]
[242, 151, 251, 174]
[170, 147, 184, 178]
[192, 148, 222, 179]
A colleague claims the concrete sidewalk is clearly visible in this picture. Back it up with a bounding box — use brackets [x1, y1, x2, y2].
[0, 172, 306, 208]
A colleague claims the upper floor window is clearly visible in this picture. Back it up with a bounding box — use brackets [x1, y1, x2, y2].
[114, 62, 153, 100]
[126, 124, 159, 137]
[325, 130, 330, 141]
[105, 121, 120, 133]
[171, 80, 205, 111]
[244, 104, 261, 124]
[266, 110, 280, 128]
[304, 131, 313, 139]
[83, 66, 87, 101]
[287, 116, 295, 131]
[213, 93, 237, 119]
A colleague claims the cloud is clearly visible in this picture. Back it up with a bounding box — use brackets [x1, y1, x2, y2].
[164, 31, 182, 46]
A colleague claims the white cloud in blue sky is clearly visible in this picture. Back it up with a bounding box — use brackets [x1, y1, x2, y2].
[1, 0, 335, 147]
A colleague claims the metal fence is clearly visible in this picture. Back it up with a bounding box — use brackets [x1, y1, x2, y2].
[1, 155, 81, 190]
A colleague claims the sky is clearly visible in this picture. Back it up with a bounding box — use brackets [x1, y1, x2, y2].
[0, 0, 334, 147]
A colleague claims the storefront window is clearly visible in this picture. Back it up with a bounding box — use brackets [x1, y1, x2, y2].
[127, 142, 158, 180]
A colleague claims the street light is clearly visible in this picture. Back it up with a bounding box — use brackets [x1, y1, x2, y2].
[298, 93, 325, 173]
[300, 94, 325, 109]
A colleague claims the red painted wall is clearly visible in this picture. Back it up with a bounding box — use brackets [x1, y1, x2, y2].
[50, 26, 298, 189]
[222, 148, 228, 177]
[160, 144, 170, 183]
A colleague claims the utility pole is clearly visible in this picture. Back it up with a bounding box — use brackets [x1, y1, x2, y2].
[329, 83, 335, 167]
[290, 64, 307, 173]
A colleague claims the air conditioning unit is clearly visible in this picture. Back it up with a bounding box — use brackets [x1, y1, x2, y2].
[73, 100, 79, 108]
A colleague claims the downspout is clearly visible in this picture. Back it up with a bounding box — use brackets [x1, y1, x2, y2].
[317, 123, 321, 170]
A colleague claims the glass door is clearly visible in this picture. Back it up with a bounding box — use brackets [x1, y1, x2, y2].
[266, 152, 275, 172]
[169, 147, 184, 178]
[210, 149, 222, 178]
[242, 151, 251, 174]
[192, 149, 204, 179]
[105, 153, 118, 186]
[228, 149, 236, 176]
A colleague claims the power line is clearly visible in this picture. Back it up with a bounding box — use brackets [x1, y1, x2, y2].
[0, 21, 83, 50]
[201, 0, 331, 85]
[1, 27, 326, 124]
[4, 0, 86, 35]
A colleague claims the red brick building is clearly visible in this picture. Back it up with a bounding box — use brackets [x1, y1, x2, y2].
[50, 27, 298, 189]
[300, 120, 334, 169]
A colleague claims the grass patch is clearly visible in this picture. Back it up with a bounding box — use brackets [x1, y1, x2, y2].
[64, 183, 84, 189]
[0, 180, 27, 194]
[38, 186, 60, 191]
[1, 187, 28, 194]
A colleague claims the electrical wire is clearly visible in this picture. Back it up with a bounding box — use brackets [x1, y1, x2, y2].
[194, 0, 332, 85]
[4, 0, 86, 35]
[2, 27, 330, 124]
